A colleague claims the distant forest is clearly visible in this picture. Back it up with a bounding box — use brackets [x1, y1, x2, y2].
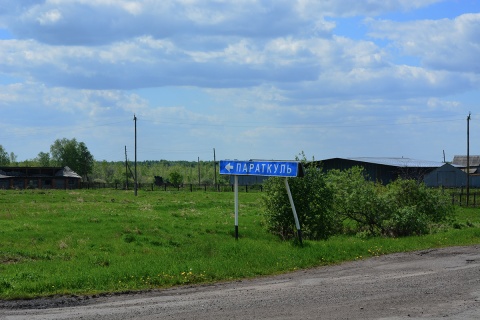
[0, 142, 227, 186]
[88, 159, 227, 186]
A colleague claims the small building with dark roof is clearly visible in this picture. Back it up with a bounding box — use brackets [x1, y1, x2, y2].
[423, 163, 465, 187]
[0, 166, 82, 189]
[424, 162, 480, 188]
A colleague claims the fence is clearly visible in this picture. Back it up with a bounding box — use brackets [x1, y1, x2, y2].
[450, 189, 480, 207]
[75, 183, 480, 207]
[80, 182, 264, 193]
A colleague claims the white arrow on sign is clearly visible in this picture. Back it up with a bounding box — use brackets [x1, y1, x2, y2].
[225, 163, 234, 172]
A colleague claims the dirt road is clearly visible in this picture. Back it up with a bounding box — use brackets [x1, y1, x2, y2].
[1, 245, 480, 319]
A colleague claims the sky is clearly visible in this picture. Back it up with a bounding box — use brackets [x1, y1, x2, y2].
[0, 0, 479, 163]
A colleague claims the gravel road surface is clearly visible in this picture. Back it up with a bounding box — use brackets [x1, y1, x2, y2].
[1, 245, 479, 319]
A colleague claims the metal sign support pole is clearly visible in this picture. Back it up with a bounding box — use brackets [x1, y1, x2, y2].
[285, 178, 303, 245]
[234, 175, 239, 240]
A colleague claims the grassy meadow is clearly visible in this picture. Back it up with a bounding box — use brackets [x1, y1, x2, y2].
[1, 188, 480, 300]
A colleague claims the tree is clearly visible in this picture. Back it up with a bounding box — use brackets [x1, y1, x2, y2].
[168, 170, 183, 187]
[77, 141, 94, 180]
[0, 145, 10, 166]
[50, 138, 94, 180]
[9, 152, 17, 165]
[36, 152, 51, 167]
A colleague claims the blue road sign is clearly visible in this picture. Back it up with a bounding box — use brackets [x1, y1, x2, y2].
[219, 160, 302, 177]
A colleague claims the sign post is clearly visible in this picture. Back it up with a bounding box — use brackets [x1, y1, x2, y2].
[284, 178, 302, 245]
[220, 160, 304, 243]
[234, 175, 239, 240]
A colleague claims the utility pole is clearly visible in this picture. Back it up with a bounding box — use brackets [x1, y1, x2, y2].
[213, 148, 217, 191]
[467, 112, 471, 206]
[125, 146, 129, 190]
[134, 114, 138, 196]
[198, 157, 201, 185]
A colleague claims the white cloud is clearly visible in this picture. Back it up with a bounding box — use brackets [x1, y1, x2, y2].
[36, 9, 62, 25]
[0, 0, 477, 162]
[295, 0, 442, 18]
[4, 0, 438, 46]
[368, 13, 480, 72]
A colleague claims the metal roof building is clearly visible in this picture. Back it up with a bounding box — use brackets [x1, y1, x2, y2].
[317, 157, 446, 184]
[224, 157, 454, 186]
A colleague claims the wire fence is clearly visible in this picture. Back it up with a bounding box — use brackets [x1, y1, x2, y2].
[7, 181, 480, 206]
[81, 183, 480, 205]
[80, 182, 264, 193]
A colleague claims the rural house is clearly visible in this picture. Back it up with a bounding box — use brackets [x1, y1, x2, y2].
[451, 155, 480, 174]
[0, 166, 82, 189]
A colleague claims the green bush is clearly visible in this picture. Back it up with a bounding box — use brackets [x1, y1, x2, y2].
[168, 170, 184, 187]
[325, 167, 455, 237]
[262, 163, 337, 240]
[382, 179, 454, 236]
[263, 163, 456, 240]
[325, 167, 390, 236]
[384, 206, 429, 236]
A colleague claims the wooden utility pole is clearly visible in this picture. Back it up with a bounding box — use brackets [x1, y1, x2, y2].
[467, 112, 471, 206]
[213, 148, 217, 191]
[125, 146, 129, 190]
[198, 157, 201, 185]
[134, 114, 138, 196]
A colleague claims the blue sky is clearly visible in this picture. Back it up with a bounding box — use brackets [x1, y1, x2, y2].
[0, 0, 479, 162]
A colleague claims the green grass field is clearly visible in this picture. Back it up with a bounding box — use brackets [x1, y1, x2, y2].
[1, 189, 479, 300]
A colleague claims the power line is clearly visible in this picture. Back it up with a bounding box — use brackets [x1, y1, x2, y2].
[137, 116, 465, 129]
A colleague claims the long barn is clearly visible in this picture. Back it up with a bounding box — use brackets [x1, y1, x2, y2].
[315, 157, 445, 184]
[0, 166, 82, 189]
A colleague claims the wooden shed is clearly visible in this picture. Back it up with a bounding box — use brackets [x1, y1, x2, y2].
[0, 166, 82, 190]
[452, 155, 480, 174]
[424, 163, 480, 188]
[423, 163, 465, 187]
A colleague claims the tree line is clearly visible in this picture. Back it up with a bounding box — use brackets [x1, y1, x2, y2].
[0, 139, 94, 180]
[0, 139, 227, 186]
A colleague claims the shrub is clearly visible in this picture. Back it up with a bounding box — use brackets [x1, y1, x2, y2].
[326, 167, 455, 237]
[262, 161, 337, 240]
[264, 162, 456, 240]
[383, 179, 454, 236]
[168, 170, 183, 187]
[384, 206, 429, 236]
[325, 167, 389, 236]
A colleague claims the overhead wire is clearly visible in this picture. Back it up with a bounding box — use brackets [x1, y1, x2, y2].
[136, 115, 465, 129]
